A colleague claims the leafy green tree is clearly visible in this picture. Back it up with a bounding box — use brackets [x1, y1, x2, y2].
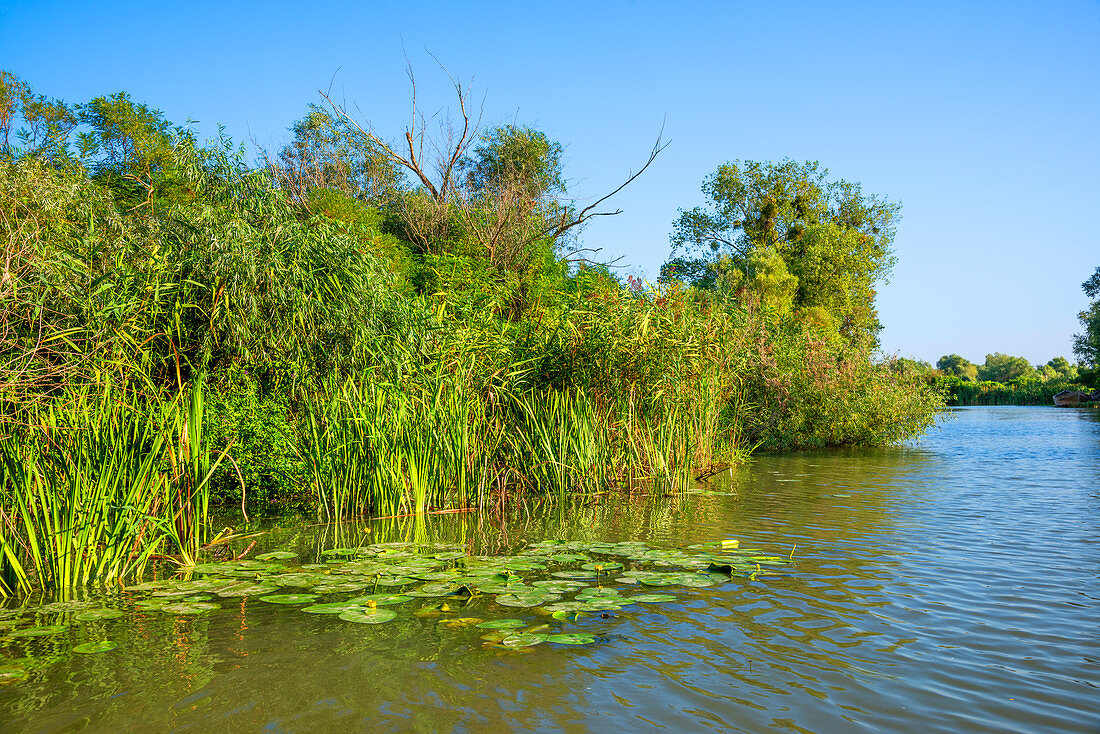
[937, 354, 978, 381]
[1044, 356, 1077, 379]
[462, 125, 564, 201]
[73, 92, 187, 211]
[1073, 266, 1100, 367]
[893, 357, 934, 374]
[663, 159, 899, 344]
[0, 70, 77, 162]
[76, 93, 174, 174]
[273, 105, 403, 207]
[977, 352, 1035, 383]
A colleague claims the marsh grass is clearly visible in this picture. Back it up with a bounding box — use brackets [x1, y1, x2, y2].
[0, 380, 221, 596]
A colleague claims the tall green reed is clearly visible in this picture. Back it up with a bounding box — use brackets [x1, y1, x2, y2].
[0, 379, 221, 596]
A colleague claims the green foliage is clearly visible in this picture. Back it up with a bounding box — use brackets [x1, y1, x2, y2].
[943, 376, 1086, 406]
[0, 379, 219, 594]
[275, 105, 403, 206]
[0, 71, 78, 163]
[1073, 266, 1100, 367]
[0, 76, 946, 595]
[936, 354, 978, 381]
[462, 125, 565, 200]
[203, 369, 306, 508]
[1044, 356, 1077, 379]
[977, 352, 1035, 383]
[664, 159, 899, 344]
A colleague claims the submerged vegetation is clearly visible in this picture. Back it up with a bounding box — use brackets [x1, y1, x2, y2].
[0, 70, 941, 595]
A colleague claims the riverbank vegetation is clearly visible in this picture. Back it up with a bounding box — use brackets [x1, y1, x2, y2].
[900, 350, 1096, 406]
[0, 71, 941, 594]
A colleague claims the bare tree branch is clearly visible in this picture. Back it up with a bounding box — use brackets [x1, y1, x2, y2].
[546, 128, 668, 241]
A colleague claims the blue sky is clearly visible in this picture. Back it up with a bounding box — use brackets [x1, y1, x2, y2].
[3, 0, 1097, 365]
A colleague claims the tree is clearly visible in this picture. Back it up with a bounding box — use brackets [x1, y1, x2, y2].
[270, 104, 403, 208]
[0, 70, 77, 162]
[662, 159, 899, 344]
[321, 64, 663, 270]
[1073, 266, 1100, 368]
[977, 352, 1035, 383]
[937, 354, 978, 381]
[1044, 356, 1077, 380]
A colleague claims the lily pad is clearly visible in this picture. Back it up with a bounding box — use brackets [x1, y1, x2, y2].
[215, 582, 280, 597]
[255, 551, 297, 561]
[338, 608, 397, 624]
[475, 618, 528, 629]
[495, 592, 558, 608]
[346, 594, 412, 606]
[73, 640, 117, 654]
[371, 576, 415, 587]
[546, 633, 597, 645]
[548, 554, 589, 563]
[301, 602, 359, 614]
[499, 632, 548, 648]
[311, 582, 369, 594]
[551, 571, 596, 579]
[631, 593, 677, 603]
[258, 594, 319, 605]
[161, 602, 220, 615]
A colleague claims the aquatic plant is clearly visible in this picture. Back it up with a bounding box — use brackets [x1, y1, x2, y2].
[0, 380, 222, 595]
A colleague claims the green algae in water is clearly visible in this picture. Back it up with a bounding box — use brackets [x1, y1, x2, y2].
[0, 665, 28, 682]
[437, 617, 483, 628]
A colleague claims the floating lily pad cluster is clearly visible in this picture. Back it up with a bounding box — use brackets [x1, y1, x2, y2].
[0, 539, 793, 662]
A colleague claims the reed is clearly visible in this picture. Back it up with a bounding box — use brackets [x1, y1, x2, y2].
[0, 379, 224, 595]
[0, 381, 170, 595]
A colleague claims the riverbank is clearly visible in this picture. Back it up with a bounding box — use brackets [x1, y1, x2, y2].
[0, 78, 943, 595]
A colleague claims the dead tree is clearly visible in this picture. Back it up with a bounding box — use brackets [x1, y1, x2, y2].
[320, 63, 667, 266]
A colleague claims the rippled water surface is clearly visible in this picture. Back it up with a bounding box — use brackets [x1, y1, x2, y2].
[2, 407, 1098, 732]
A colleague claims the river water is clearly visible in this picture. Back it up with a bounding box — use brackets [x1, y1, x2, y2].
[1, 406, 1097, 732]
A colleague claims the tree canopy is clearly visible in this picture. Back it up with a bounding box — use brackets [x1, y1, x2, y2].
[937, 354, 978, 381]
[976, 352, 1035, 383]
[662, 159, 899, 344]
[1073, 266, 1100, 368]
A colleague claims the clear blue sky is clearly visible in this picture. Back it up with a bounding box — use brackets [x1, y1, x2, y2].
[3, 0, 1097, 365]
